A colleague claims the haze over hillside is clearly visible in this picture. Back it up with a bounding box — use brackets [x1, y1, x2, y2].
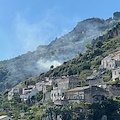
[0, 12, 120, 92]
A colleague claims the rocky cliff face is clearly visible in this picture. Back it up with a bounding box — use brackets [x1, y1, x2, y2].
[0, 12, 120, 92]
[113, 12, 120, 20]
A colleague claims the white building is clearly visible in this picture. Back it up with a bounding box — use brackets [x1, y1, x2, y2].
[22, 86, 35, 94]
[28, 85, 35, 89]
[51, 89, 66, 102]
[0, 115, 13, 120]
[98, 84, 107, 89]
[112, 68, 120, 81]
[20, 89, 39, 101]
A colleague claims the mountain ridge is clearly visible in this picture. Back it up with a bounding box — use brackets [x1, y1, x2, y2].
[1, 12, 120, 92]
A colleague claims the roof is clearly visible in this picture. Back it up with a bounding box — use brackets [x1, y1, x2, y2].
[0, 115, 7, 119]
[103, 54, 114, 60]
[103, 51, 120, 61]
[86, 75, 95, 80]
[114, 50, 120, 55]
[68, 86, 89, 92]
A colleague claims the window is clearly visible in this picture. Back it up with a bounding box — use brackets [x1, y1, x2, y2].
[62, 93, 64, 97]
[74, 96, 77, 99]
[79, 96, 82, 99]
[115, 71, 116, 75]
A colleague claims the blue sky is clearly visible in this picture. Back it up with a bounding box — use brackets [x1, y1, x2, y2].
[0, 0, 120, 60]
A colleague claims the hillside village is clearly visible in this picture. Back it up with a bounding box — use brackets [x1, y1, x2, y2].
[1, 50, 120, 119]
[1, 13, 120, 120]
[7, 50, 120, 106]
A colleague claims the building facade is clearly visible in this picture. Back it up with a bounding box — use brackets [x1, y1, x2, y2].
[112, 68, 120, 81]
[66, 86, 109, 104]
[51, 89, 66, 102]
[20, 89, 39, 101]
[101, 51, 120, 70]
[109, 85, 120, 97]
[58, 76, 81, 89]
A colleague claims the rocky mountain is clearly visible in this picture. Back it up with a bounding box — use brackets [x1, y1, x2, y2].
[0, 12, 120, 92]
[39, 22, 120, 79]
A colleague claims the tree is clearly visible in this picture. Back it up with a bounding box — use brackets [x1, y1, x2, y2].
[1, 102, 10, 109]
[61, 105, 73, 120]
[36, 92, 43, 102]
[85, 43, 92, 50]
[89, 99, 120, 120]
[50, 65, 54, 70]
[95, 40, 103, 48]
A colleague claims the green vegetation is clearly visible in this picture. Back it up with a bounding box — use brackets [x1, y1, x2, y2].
[0, 91, 43, 120]
[1, 17, 120, 120]
[103, 70, 112, 82]
[39, 23, 120, 81]
[41, 99, 120, 120]
[110, 79, 120, 85]
[103, 76, 111, 82]
[80, 70, 93, 80]
[88, 99, 120, 120]
[46, 86, 53, 92]
[80, 80, 89, 87]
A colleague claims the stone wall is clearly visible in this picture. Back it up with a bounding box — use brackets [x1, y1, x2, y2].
[85, 86, 109, 103]
[109, 86, 120, 97]
[44, 92, 51, 101]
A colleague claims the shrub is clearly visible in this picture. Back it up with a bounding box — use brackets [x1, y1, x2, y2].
[103, 76, 111, 82]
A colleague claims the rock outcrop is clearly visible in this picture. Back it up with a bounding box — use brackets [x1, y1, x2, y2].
[113, 11, 120, 20]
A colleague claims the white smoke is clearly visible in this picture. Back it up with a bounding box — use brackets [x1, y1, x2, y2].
[37, 59, 62, 70]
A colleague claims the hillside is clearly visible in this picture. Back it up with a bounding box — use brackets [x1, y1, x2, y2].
[16, 22, 120, 89]
[38, 22, 120, 79]
[3, 22, 120, 120]
[1, 12, 120, 92]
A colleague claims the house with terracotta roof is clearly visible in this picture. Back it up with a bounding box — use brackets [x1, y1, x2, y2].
[0, 115, 13, 120]
[66, 86, 109, 104]
[112, 50, 120, 60]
